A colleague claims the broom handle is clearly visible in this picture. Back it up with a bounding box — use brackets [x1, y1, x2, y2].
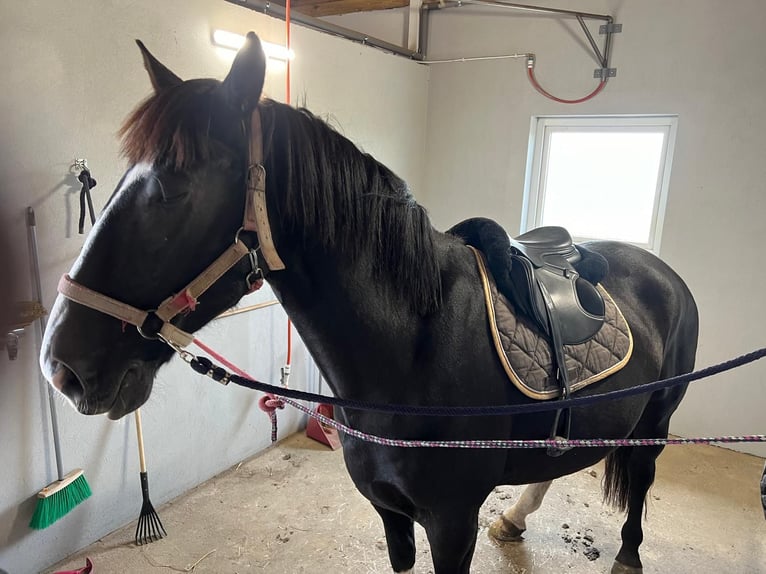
[134, 409, 147, 473]
[27, 207, 65, 480]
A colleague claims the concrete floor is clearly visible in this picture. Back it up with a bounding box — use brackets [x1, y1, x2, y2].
[49, 433, 765, 574]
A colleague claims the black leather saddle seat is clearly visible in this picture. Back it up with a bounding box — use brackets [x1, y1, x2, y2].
[511, 226, 575, 267]
[447, 218, 608, 346]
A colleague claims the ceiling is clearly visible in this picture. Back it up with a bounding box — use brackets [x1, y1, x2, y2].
[274, 0, 412, 18]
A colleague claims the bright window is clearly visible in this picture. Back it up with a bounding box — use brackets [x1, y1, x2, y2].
[523, 116, 678, 253]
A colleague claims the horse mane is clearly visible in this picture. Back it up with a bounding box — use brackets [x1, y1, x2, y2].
[260, 100, 442, 314]
[118, 81, 442, 314]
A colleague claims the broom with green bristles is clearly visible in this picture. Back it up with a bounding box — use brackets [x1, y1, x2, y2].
[26, 207, 92, 529]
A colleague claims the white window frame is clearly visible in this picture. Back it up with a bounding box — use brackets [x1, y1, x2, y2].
[522, 115, 678, 254]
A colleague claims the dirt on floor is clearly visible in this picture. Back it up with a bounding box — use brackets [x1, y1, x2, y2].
[48, 433, 766, 573]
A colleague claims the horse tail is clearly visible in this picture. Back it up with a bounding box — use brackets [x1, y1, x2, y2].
[603, 446, 632, 511]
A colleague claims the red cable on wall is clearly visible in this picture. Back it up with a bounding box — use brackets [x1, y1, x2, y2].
[286, 318, 292, 365]
[526, 55, 607, 104]
[286, 0, 291, 105]
[285, 0, 292, 366]
[527, 68, 606, 104]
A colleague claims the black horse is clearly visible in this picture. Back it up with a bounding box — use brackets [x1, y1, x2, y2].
[41, 33, 698, 574]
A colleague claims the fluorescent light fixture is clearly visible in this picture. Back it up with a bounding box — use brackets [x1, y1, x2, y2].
[212, 30, 295, 61]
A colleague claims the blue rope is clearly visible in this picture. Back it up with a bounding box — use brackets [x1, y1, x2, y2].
[192, 347, 766, 417]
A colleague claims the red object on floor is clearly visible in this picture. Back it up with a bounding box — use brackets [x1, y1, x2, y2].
[53, 557, 93, 574]
[306, 403, 341, 450]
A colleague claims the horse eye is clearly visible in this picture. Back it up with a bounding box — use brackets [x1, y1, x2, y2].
[161, 188, 189, 204]
[149, 174, 189, 203]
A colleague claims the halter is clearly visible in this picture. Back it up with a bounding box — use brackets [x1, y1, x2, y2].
[57, 108, 285, 349]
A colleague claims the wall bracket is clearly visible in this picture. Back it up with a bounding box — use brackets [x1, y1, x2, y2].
[599, 23, 622, 34]
[594, 67, 617, 79]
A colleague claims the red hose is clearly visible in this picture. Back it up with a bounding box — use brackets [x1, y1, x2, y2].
[285, 0, 292, 367]
[286, 319, 292, 365]
[527, 67, 606, 104]
[286, 0, 291, 104]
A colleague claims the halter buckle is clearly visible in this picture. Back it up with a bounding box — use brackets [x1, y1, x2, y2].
[246, 249, 264, 290]
[136, 310, 162, 340]
[164, 338, 196, 364]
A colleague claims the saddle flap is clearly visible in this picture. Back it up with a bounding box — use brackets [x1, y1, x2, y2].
[509, 255, 605, 345]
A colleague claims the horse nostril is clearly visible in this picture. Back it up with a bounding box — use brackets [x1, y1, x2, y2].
[51, 365, 85, 405]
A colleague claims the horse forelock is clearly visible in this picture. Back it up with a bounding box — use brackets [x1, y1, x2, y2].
[262, 102, 443, 314]
[118, 79, 222, 170]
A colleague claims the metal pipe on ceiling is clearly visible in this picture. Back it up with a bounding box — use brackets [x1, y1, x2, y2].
[417, 2, 430, 57]
[420, 53, 528, 64]
[424, 0, 612, 22]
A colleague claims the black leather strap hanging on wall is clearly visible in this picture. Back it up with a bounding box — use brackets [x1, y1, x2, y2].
[77, 168, 97, 234]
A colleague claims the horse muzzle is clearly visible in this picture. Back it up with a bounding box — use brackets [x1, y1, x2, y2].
[49, 362, 89, 412]
[41, 295, 156, 419]
[47, 359, 150, 419]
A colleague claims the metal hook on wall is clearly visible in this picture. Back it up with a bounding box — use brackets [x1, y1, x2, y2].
[71, 158, 89, 174]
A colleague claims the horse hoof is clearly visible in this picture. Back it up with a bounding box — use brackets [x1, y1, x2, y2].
[611, 560, 643, 574]
[488, 516, 525, 542]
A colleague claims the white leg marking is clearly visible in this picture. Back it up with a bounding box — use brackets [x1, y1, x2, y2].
[503, 480, 554, 531]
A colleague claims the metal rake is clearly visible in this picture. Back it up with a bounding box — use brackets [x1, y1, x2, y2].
[134, 409, 167, 545]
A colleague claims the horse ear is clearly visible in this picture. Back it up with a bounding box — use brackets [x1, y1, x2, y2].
[222, 31, 267, 113]
[135, 39, 183, 92]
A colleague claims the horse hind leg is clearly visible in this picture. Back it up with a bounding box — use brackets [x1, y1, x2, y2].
[605, 442, 665, 574]
[606, 402, 680, 574]
[489, 480, 553, 542]
[373, 505, 416, 573]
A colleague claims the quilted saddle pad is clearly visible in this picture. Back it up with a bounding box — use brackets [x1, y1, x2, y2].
[470, 246, 633, 400]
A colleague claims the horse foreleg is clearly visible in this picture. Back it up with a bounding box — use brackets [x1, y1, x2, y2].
[373, 504, 416, 573]
[489, 480, 553, 542]
[423, 506, 480, 574]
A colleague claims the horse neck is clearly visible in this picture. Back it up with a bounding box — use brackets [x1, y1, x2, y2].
[261, 105, 444, 400]
[267, 244, 427, 402]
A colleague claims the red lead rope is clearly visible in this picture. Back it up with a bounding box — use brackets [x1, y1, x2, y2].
[192, 338, 285, 441]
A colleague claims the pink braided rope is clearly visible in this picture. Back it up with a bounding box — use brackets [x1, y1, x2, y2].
[280, 396, 766, 449]
[190, 340, 766, 449]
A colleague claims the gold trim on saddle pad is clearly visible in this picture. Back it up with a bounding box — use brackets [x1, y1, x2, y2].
[469, 246, 634, 400]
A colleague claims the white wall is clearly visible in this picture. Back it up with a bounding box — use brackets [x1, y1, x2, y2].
[420, 0, 766, 456]
[0, 2, 428, 573]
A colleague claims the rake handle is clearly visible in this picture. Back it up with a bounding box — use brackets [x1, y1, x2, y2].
[134, 409, 147, 473]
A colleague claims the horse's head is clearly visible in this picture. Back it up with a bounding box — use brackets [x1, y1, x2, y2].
[41, 32, 272, 419]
